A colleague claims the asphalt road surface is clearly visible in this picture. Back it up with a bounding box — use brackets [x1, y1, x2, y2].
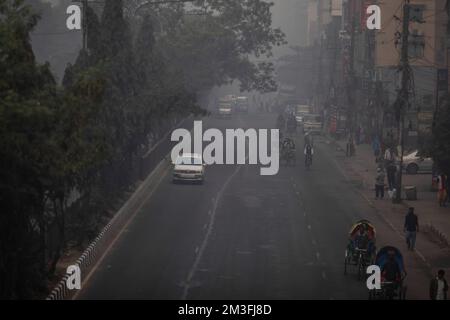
[76, 111, 431, 300]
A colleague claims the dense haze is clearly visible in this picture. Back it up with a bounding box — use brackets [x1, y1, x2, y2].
[271, 0, 308, 55]
[4, 0, 450, 302]
[32, 0, 308, 79]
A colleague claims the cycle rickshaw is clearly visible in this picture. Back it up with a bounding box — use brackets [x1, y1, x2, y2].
[344, 220, 376, 280]
[368, 246, 407, 300]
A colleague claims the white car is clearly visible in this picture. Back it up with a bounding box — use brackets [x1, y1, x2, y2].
[173, 153, 206, 184]
[218, 106, 233, 117]
[402, 150, 433, 174]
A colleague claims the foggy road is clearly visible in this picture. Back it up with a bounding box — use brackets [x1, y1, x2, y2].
[75, 112, 431, 300]
[5, 0, 450, 303]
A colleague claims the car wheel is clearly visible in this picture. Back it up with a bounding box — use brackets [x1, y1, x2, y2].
[406, 163, 419, 175]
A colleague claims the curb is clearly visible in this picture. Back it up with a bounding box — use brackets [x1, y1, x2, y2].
[46, 157, 171, 300]
[424, 223, 450, 248]
[327, 135, 434, 274]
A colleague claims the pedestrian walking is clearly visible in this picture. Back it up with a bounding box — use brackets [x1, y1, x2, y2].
[346, 135, 355, 157]
[437, 173, 447, 207]
[446, 175, 450, 207]
[404, 207, 419, 251]
[372, 135, 381, 160]
[375, 167, 385, 200]
[355, 126, 361, 145]
[384, 147, 397, 191]
[430, 270, 448, 300]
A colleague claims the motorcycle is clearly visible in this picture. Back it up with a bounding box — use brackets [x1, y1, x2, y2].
[305, 153, 312, 170]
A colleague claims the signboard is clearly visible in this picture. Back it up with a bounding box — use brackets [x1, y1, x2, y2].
[331, 0, 343, 17]
[418, 111, 434, 135]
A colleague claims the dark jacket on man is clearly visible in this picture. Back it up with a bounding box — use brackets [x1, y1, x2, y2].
[404, 212, 418, 232]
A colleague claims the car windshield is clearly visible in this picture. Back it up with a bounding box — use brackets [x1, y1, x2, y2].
[403, 151, 419, 158]
[176, 156, 202, 165]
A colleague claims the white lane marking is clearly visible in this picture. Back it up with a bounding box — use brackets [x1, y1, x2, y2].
[316, 252, 321, 261]
[182, 164, 243, 300]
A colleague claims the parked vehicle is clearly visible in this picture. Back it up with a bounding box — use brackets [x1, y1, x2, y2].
[236, 96, 249, 113]
[401, 150, 433, 174]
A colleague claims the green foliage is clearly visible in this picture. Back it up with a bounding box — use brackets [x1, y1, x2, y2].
[159, 0, 286, 93]
[0, 0, 60, 299]
[0, 0, 284, 298]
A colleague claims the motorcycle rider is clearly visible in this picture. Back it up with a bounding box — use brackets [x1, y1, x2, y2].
[282, 137, 296, 152]
[304, 132, 314, 147]
[304, 143, 314, 166]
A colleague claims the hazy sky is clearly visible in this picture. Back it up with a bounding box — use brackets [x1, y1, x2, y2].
[37, 0, 308, 65]
[40, 0, 308, 44]
[271, 0, 308, 57]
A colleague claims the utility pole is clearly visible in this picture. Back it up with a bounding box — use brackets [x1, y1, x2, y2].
[316, 0, 324, 113]
[72, 0, 88, 51]
[346, 0, 357, 146]
[394, 0, 411, 203]
[81, 0, 88, 51]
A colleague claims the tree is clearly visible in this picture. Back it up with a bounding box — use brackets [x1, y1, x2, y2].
[0, 0, 61, 298]
[133, 0, 285, 93]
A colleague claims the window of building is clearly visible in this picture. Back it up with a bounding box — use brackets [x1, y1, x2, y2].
[410, 4, 426, 23]
[409, 30, 425, 58]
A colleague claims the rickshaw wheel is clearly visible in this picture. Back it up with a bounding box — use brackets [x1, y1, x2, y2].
[399, 286, 407, 300]
[357, 263, 364, 281]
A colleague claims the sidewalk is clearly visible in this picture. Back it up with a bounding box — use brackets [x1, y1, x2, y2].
[329, 137, 450, 276]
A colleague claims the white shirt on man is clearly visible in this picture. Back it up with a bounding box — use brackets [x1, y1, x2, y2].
[437, 279, 445, 300]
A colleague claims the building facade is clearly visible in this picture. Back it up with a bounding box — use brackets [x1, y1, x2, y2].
[305, 0, 449, 149]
